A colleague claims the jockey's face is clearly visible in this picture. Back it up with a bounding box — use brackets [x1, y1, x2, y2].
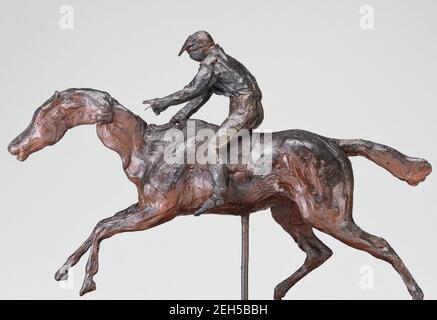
[187, 45, 210, 62]
[178, 31, 215, 62]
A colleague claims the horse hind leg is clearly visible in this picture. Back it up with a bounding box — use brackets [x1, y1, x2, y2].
[298, 170, 423, 299]
[271, 205, 333, 300]
[315, 216, 423, 300]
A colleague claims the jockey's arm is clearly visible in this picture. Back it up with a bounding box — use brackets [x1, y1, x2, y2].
[172, 90, 212, 122]
[159, 64, 215, 110]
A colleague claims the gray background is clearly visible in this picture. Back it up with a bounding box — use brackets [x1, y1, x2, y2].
[0, 0, 436, 299]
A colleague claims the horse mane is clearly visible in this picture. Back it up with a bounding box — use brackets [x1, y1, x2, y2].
[59, 88, 220, 149]
[60, 87, 148, 127]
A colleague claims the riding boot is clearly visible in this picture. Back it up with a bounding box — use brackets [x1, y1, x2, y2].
[193, 164, 226, 216]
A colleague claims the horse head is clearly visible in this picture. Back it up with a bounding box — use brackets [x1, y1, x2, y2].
[8, 89, 113, 161]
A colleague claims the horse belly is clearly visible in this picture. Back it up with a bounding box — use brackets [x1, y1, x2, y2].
[177, 166, 214, 213]
[227, 173, 285, 211]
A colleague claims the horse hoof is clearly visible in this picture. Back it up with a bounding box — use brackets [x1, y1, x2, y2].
[411, 288, 424, 300]
[54, 267, 69, 281]
[79, 279, 96, 296]
[273, 287, 286, 300]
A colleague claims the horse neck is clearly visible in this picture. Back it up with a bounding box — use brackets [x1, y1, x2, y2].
[59, 89, 148, 170]
[96, 104, 148, 169]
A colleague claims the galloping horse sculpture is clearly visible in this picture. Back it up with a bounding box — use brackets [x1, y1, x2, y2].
[8, 88, 432, 298]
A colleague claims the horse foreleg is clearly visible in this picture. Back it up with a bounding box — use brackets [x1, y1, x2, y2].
[79, 206, 176, 296]
[54, 203, 138, 282]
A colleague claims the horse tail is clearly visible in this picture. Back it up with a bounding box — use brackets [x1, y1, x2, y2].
[334, 138, 432, 186]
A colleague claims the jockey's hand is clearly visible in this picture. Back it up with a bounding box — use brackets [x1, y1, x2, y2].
[170, 112, 187, 127]
[143, 98, 167, 116]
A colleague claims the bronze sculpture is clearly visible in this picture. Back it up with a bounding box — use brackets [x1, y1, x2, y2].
[7, 88, 431, 298]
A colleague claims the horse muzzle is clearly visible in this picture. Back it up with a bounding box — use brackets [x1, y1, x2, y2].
[8, 141, 29, 161]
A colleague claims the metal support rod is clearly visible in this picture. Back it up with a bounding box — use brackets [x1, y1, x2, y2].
[241, 214, 249, 300]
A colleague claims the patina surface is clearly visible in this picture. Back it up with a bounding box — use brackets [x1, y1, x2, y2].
[8, 89, 432, 298]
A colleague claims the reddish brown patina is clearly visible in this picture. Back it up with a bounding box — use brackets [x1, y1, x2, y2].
[8, 89, 432, 298]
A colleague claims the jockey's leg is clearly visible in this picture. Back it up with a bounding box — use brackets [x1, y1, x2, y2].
[194, 95, 263, 216]
[193, 118, 241, 216]
[193, 163, 226, 216]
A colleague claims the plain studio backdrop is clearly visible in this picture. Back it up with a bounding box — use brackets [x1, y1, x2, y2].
[0, 0, 436, 299]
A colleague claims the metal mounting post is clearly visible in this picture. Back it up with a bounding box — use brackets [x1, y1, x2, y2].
[241, 214, 249, 300]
